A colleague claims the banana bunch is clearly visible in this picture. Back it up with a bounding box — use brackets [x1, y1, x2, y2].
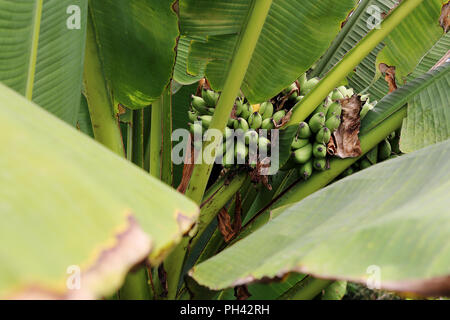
[188, 89, 275, 168]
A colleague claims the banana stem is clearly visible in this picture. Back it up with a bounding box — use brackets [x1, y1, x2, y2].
[287, 0, 424, 126]
[185, 0, 273, 205]
[83, 9, 124, 157]
[277, 276, 333, 300]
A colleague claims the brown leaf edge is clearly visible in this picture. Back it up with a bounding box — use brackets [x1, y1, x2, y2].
[7, 208, 199, 300]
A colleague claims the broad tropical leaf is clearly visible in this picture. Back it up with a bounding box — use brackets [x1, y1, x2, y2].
[375, 0, 447, 83]
[180, 0, 357, 103]
[400, 62, 450, 153]
[88, 0, 179, 109]
[0, 0, 87, 124]
[173, 36, 204, 85]
[0, 84, 198, 299]
[410, 32, 450, 78]
[190, 139, 450, 296]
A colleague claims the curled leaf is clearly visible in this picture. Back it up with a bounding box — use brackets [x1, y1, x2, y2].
[440, 2, 450, 33]
[379, 63, 398, 92]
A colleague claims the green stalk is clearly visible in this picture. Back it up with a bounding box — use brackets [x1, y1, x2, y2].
[25, 0, 43, 100]
[83, 10, 124, 156]
[277, 276, 333, 300]
[185, 0, 273, 204]
[132, 109, 145, 167]
[126, 119, 133, 162]
[120, 267, 152, 300]
[150, 86, 173, 185]
[287, 0, 424, 126]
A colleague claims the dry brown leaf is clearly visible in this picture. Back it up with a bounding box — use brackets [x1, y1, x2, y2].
[177, 136, 195, 194]
[379, 63, 398, 92]
[329, 95, 362, 158]
[440, 2, 450, 33]
[234, 285, 251, 300]
[218, 208, 235, 243]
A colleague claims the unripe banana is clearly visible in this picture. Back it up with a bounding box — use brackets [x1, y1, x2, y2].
[244, 130, 259, 146]
[235, 141, 248, 163]
[301, 78, 320, 95]
[295, 95, 305, 104]
[312, 143, 327, 158]
[198, 115, 212, 129]
[313, 158, 327, 171]
[325, 114, 341, 132]
[261, 118, 274, 130]
[298, 73, 308, 89]
[293, 143, 313, 164]
[260, 102, 274, 120]
[331, 89, 344, 100]
[341, 167, 354, 177]
[234, 117, 249, 131]
[248, 112, 263, 130]
[378, 139, 392, 161]
[206, 107, 215, 116]
[299, 160, 313, 180]
[289, 91, 299, 101]
[308, 112, 326, 133]
[326, 102, 342, 119]
[273, 110, 286, 124]
[366, 147, 378, 165]
[312, 102, 328, 116]
[202, 89, 219, 107]
[316, 127, 331, 144]
[228, 118, 237, 128]
[188, 110, 198, 123]
[291, 137, 309, 150]
[297, 122, 312, 139]
[235, 99, 244, 117]
[189, 122, 203, 136]
[283, 83, 297, 95]
[224, 126, 233, 140]
[191, 95, 209, 114]
[359, 158, 372, 169]
[258, 137, 271, 155]
[240, 104, 252, 120]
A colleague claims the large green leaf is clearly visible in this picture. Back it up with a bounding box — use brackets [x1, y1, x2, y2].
[88, 0, 179, 109]
[400, 62, 450, 153]
[410, 32, 450, 78]
[191, 140, 450, 296]
[376, 0, 446, 83]
[0, 0, 87, 124]
[180, 0, 357, 103]
[0, 83, 198, 299]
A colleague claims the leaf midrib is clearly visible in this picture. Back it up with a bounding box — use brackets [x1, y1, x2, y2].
[25, 0, 43, 100]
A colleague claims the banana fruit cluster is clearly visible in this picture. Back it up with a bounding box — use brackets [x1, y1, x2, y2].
[188, 88, 275, 168]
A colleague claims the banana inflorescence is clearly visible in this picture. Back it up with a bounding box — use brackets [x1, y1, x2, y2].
[187, 76, 400, 179]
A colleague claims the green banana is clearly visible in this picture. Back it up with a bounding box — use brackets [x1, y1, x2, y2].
[312, 143, 327, 158]
[273, 110, 286, 124]
[308, 112, 326, 133]
[301, 78, 320, 95]
[326, 102, 342, 119]
[259, 102, 274, 120]
[299, 160, 313, 180]
[258, 137, 271, 155]
[235, 117, 250, 131]
[297, 122, 312, 139]
[244, 130, 259, 146]
[188, 110, 198, 123]
[325, 114, 341, 132]
[341, 167, 354, 177]
[283, 83, 297, 95]
[248, 112, 263, 130]
[316, 127, 331, 144]
[312, 102, 328, 116]
[313, 158, 327, 171]
[331, 89, 344, 100]
[359, 158, 372, 169]
[261, 118, 275, 130]
[293, 143, 313, 164]
[198, 115, 212, 129]
[235, 141, 248, 164]
[202, 89, 219, 107]
[191, 95, 209, 114]
[298, 73, 308, 89]
[228, 118, 237, 128]
[240, 103, 252, 120]
[378, 139, 392, 161]
[291, 137, 310, 150]
[235, 98, 244, 116]
[189, 122, 203, 137]
[366, 147, 378, 165]
[224, 126, 233, 140]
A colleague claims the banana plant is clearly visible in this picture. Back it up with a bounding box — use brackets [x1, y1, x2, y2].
[0, 0, 449, 300]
